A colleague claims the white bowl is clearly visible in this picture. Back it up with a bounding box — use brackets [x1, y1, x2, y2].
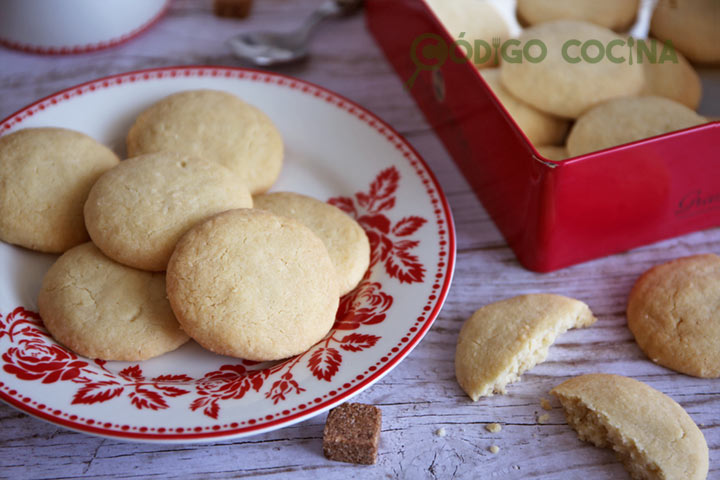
[0, 0, 170, 54]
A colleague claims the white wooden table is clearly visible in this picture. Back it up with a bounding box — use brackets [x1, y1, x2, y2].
[1, 1, 718, 478]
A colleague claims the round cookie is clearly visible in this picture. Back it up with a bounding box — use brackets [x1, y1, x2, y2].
[37, 242, 189, 361]
[517, 0, 640, 31]
[84, 152, 252, 272]
[166, 208, 339, 361]
[641, 39, 702, 110]
[551, 374, 708, 480]
[500, 21, 645, 119]
[455, 294, 596, 401]
[0, 127, 119, 253]
[481, 69, 569, 146]
[627, 254, 720, 378]
[425, 0, 510, 69]
[566, 96, 707, 157]
[651, 0, 720, 65]
[535, 145, 569, 161]
[253, 192, 370, 296]
[126, 89, 283, 194]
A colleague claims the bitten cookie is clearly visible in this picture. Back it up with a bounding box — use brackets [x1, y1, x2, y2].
[126, 89, 283, 194]
[84, 152, 252, 272]
[0, 128, 119, 253]
[253, 192, 370, 296]
[651, 0, 720, 65]
[425, 0, 510, 69]
[455, 294, 596, 401]
[37, 243, 189, 361]
[627, 254, 720, 378]
[480, 69, 569, 146]
[641, 39, 702, 110]
[500, 21, 645, 119]
[166, 208, 339, 361]
[517, 0, 640, 31]
[566, 96, 706, 157]
[552, 374, 709, 480]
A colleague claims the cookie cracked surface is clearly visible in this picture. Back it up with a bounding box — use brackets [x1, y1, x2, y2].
[627, 254, 720, 378]
[166, 208, 339, 361]
[37, 243, 189, 361]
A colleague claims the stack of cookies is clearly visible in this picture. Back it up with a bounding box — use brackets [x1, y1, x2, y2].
[0, 89, 369, 363]
[430, 0, 715, 160]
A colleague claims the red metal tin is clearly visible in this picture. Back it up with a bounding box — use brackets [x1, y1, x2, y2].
[366, 0, 720, 272]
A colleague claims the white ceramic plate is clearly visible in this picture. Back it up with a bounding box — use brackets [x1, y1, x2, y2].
[0, 66, 455, 443]
[0, 0, 169, 54]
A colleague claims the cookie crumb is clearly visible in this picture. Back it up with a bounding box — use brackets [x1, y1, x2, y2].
[435, 427, 447, 437]
[485, 423, 502, 433]
[323, 403, 381, 465]
[540, 397, 552, 410]
[537, 413, 550, 424]
[488, 445, 500, 454]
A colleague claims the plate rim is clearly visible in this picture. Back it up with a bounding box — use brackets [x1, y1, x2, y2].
[0, 0, 171, 55]
[0, 65, 456, 442]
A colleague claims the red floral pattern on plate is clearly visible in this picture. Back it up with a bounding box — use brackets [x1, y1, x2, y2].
[0, 168, 420, 419]
[330, 167, 427, 284]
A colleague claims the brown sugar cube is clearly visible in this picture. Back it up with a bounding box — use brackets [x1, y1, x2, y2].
[323, 403, 381, 465]
[213, 0, 254, 18]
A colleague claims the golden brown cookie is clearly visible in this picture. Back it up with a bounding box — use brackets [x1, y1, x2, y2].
[425, 0, 510, 69]
[500, 21, 645, 119]
[253, 192, 369, 296]
[552, 374, 709, 480]
[126, 89, 283, 194]
[166, 208, 339, 361]
[481, 69, 569, 146]
[455, 294, 596, 401]
[566, 96, 707, 157]
[37, 243, 189, 361]
[535, 145, 569, 161]
[84, 152, 252, 272]
[0, 128, 119, 253]
[627, 254, 720, 378]
[651, 0, 720, 65]
[517, 0, 640, 31]
[640, 39, 702, 110]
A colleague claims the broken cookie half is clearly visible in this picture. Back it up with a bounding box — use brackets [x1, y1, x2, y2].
[455, 294, 596, 401]
[551, 374, 708, 480]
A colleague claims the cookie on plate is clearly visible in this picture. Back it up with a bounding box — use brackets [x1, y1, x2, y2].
[254, 192, 369, 296]
[0, 127, 119, 253]
[651, 0, 720, 65]
[627, 254, 720, 378]
[566, 96, 706, 157]
[516, 0, 639, 31]
[480, 69, 569, 146]
[84, 151, 252, 272]
[425, 0, 510, 69]
[37, 242, 189, 361]
[126, 89, 283, 194]
[552, 374, 709, 480]
[455, 294, 596, 401]
[500, 21, 645, 119]
[641, 39, 702, 110]
[166, 208, 339, 361]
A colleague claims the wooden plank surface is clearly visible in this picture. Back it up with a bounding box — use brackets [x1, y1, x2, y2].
[1, 1, 718, 478]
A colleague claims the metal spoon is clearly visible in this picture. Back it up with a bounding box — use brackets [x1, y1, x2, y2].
[227, 0, 364, 67]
